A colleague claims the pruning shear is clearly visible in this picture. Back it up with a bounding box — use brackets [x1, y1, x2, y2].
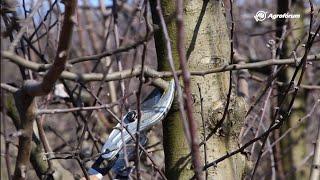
[88, 79, 175, 179]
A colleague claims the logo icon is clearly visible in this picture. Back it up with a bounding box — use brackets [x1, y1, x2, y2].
[254, 11, 267, 22]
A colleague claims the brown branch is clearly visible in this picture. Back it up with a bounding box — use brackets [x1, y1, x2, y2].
[12, 1, 77, 179]
[35, 95, 54, 174]
[135, 5, 157, 174]
[23, 1, 77, 96]
[13, 81, 37, 180]
[234, 51, 249, 98]
[4, 95, 51, 178]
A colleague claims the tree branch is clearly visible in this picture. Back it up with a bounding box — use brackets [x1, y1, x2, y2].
[12, 1, 77, 179]
[2, 51, 319, 83]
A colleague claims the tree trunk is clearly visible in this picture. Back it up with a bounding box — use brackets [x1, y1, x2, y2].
[151, 0, 247, 179]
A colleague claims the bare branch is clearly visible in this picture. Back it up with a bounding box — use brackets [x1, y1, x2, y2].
[2, 51, 319, 83]
[12, 1, 77, 179]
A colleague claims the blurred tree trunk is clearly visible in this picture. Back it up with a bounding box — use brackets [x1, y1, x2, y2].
[275, 0, 290, 179]
[151, 0, 247, 179]
[276, 0, 308, 179]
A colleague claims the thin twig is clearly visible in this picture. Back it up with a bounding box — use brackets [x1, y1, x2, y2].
[261, 99, 320, 158]
[250, 2, 320, 177]
[12, 1, 78, 179]
[197, 84, 208, 180]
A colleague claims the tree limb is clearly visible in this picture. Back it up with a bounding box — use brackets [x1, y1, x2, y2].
[12, 1, 77, 179]
[2, 51, 319, 83]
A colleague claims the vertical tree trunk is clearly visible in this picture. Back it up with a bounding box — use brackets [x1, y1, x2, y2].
[151, 0, 247, 179]
[276, 0, 309, 179]
[275, 0, 290, 179]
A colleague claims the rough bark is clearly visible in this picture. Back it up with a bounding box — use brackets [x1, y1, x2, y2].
[151, 0, 247, 179]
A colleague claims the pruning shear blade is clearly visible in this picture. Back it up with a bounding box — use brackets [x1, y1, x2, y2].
[101, 79, 175, 160]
